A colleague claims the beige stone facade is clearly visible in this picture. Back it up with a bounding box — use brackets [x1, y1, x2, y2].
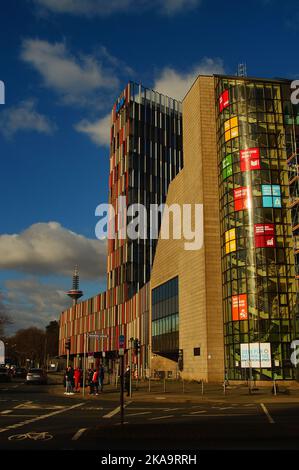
[150, 76, 224, 382]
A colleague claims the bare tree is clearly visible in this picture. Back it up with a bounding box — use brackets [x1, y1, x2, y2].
[45, 321, 59, 358]
[7, 327, 46, 367]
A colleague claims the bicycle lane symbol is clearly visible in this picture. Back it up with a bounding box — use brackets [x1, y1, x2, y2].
[8, 432, 53, 441]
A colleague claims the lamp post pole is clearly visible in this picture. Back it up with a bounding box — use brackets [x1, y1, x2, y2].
[129, 337, 134, 398]
[82, 333, 87, 397]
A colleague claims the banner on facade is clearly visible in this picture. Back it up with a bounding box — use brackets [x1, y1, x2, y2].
[240, 342, 271, 368]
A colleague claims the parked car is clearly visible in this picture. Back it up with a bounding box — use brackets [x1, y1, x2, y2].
[0, 367, 12, 383]
[26, 369, 48, 385]
[14, 367, 27, 379]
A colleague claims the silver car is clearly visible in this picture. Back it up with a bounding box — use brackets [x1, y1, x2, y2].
[26, 368, 48, 385]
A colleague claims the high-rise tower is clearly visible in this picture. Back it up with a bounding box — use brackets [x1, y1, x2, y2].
[107, 82, 183, 302]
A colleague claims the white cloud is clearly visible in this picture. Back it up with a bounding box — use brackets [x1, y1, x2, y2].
[21, 39, 119, 106]
[161, 0, 199, 14]
[0, 99, 55, 138]
[33, 0, 201, 16]
[4, 278, 70, 333]
[153, 58, 225, 101]
[75, 113, 111, 147]
[0, 222, 106, 280]
[74, 58, 224, 147]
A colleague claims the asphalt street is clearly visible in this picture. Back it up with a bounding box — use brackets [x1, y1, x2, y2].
[1, 379, 299, 451]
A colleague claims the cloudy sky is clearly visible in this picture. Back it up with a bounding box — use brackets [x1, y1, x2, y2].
[1, 0, 299, 333]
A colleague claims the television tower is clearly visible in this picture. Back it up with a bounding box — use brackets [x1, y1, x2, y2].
[237, 63, 247, 77]
[66, 265, 83, 306]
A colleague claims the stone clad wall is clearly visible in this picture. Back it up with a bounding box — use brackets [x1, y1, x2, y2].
[150, 76, 224, 382]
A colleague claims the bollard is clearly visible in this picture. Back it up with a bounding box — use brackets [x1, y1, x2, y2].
[182, 379, 185, 394]
[148, 376, 151, 393]
[163, 377, 166, 393]
[201, 380, 204, 396]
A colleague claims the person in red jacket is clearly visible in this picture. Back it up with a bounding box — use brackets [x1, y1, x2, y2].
[74, 367, 82, 393]
[92, 369, 99, 395]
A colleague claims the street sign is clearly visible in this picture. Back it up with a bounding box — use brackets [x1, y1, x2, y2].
[119, 334, 125, 348]
[119, 348, 124, 356]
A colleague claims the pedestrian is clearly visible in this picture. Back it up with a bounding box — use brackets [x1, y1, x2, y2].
[98, 364, 105, 392]
[69, 365, 75, 390]
[74, 367, 82, 393]
[88, 369, 94, 395]
[92, 368, 99, 395]
[64, 366, 74, 395]
[124, 365, 130, 397]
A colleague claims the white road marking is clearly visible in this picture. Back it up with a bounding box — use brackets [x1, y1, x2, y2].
[72, 428, 88, 441]
[103, 401, 132, 419]
[18, 404, 64, 410]
[181, 413, 255, 417]
[260, 403, 275, 424]
[149, 415, 175, 421]
[121, 407, 174, 411]
[189, 411, 207, 415]
[126, 412, 152, 417]
[212, 406, 234, 410]
[0, 414, 39, 418]
[0, 402, 84, 434]
[14, 401, 33, 410]
[163, 408, 182, 412]
[0, 410, 12, 415]
[83, 407, 104, 411]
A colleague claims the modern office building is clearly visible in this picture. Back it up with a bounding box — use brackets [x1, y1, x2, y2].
[59, 75, 299, 383]
[108, 82, 183, 302]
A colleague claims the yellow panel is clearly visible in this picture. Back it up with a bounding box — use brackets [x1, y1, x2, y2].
[230, 116, 238, 128]
[224, 120, 231, 132]
[231, 127, 239, 139]
[230, 240, 236, 252]
[225, 130, 231, 142]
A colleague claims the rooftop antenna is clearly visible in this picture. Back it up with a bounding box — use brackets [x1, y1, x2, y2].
[237, 63, 247, 77]
[66, 265, 83, 306]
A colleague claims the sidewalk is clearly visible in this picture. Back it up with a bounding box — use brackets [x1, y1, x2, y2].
[47, 377, 299, 404]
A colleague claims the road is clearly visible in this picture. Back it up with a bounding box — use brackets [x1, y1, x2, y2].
[1, 380, 299, 451]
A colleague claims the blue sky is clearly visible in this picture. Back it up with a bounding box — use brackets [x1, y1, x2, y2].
[0, 0, 298, 333]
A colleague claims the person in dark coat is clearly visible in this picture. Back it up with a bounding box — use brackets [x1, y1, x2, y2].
[98, 365, 105, 392]
[88, 369, 94, 395]
[65, 366, 74, 395]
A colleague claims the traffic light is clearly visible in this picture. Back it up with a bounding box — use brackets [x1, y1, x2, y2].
[65, 338, 71, 351]
[133, 338, 141, 355]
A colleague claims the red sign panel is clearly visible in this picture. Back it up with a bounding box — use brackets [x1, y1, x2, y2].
[240, 147, 260, 172]
[254, 224, 276, 248]
[219, 90, 229, 112]
[234, 187, 251, 211]
[232, 294, 248, 321]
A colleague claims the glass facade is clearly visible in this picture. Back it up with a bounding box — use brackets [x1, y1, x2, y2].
[216, 76, 298, 380]
[152, 276, 179, 358]
[108, 82, 183, 304]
